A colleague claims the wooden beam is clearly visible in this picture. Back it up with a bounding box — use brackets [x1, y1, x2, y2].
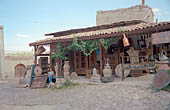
[37, 54, 50, 56]
[98, 41, 103, 76]
[49, 44, 52, 70]
[34, 46, 38, 66]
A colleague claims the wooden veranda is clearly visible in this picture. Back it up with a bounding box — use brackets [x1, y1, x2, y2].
[29, 20, 170, 80]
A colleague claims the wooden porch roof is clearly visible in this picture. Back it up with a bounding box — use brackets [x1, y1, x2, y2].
[29, 20, 170, 46]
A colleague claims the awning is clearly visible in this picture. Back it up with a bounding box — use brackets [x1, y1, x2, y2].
[152, 31, 170, 45]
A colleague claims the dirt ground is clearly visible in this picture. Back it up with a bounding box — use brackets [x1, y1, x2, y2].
[0, 74, 170, 110]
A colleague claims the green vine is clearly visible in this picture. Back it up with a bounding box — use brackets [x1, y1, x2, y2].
[52, 43, 68, 60]
[52, 36, 117, 60]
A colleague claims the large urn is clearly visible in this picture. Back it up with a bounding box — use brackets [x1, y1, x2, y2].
[63, 61, 70, 79]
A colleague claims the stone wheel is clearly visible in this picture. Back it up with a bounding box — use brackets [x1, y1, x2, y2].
[115, 64, 130, 78]
[34, 66, 42, 76]
[152, 70, 170, 90]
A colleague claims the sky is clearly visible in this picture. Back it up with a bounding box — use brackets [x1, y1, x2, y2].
[0, 0, 170, 52]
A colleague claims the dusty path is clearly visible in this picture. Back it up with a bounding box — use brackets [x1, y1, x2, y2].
[0, 75, 170, 110]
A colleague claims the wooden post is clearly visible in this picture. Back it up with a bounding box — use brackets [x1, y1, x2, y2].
[89, 53, 92, 69]
[74, 51, 77, 72]
[121, 52, 125, 81]
[49, 44, 53, 70]
[98, 41, 103, 76]
[85, 50, 90, 78]
[85, 54, 88, 69]
[93, 51, 97, 68]
[79, 50, 82, 68]
[34, 46, 37, 66]
[53, 43, 59, 76]
[146, 49, 150, 74]
[118, 45, 121, 64]
[102, 48, 105, 66]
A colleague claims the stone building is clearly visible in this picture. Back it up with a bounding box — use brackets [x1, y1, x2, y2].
[0, 26, 4, 79]
[96, 5, 154, 26]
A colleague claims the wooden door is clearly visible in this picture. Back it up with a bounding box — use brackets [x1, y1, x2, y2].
[74, 51, 85, 75]
[74, 50, 97, 75]
[15, 64, 26, 78]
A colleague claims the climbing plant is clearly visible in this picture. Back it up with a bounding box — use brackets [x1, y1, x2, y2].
[52, 43, 68, 60]
[52, 36, 117, 60]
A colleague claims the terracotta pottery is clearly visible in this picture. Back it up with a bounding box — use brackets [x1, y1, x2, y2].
[63, 61, 70, 73]
[63, 61, 70, 78]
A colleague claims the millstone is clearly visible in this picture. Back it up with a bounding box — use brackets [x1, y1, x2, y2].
[34, 66, 42, 76]
[115, 64, 130, 78]
[152, 70, 170, 90]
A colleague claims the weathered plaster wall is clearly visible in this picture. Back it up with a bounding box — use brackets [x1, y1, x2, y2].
[4, 56, 33, 79]
[0, 26, 4, 79]
[96, 5, 154, 26]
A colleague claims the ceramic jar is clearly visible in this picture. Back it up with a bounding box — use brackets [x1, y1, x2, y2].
[63, 61, 70, 79]
[63, 61, 70, 73]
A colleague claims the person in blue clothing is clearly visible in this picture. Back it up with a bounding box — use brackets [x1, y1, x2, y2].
[48, 68, 54, 87]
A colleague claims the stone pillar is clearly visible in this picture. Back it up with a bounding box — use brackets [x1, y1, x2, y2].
[0, 26, 4, 79]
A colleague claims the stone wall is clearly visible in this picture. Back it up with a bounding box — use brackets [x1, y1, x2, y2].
[96, 5, 154, 26]
[0, 26, 4, 79]
[4, 56, 33, 79]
